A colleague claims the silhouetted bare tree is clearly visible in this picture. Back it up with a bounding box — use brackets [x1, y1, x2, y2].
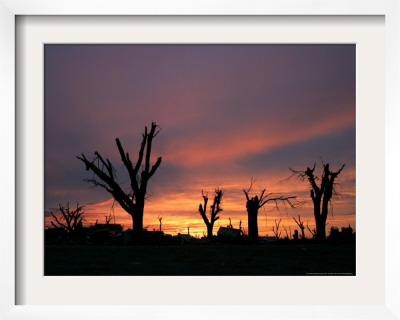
[293, 215, 306, 239]
[271, 218, 282, 239]
[198, 188, 223, 239]
[282, 224, 290, 239]
[243, 179, 298, 242]
[158, 215, 163, 232]
[50, 202, 85, 239]
[289, 162, 345, 240]
[306, 221, 317, 238]
[77, 122, 162, 241]
[105, 214, 112, 225]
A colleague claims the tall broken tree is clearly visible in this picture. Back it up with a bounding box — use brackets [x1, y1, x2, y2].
[198, 188, 223, 239]
[243, 179, 298, 243]
[77, 122, 162, 241]
[289, 162, 345, 240]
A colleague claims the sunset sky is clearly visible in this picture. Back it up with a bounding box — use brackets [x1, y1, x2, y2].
[45, 44, 355, 237]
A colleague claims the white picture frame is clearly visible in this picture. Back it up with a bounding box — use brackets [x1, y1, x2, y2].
[1, 1, 399, 319]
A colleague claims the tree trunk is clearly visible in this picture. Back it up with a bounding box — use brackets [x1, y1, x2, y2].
[315, 217, 326, 240]
[312, 197, 325, 240]
[131, 208, 144, 243]
[300, 228, 305, 240]
[207, 224, 213, 239]
[316, 196, 330, 240]
[248, 208, 259, 242]
[312, 197, 321, 224]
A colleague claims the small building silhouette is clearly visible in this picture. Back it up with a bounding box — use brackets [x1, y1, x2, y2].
[217, 227, 242, 238]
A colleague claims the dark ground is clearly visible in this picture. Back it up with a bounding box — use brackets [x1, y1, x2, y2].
[45, 242, 355, 276]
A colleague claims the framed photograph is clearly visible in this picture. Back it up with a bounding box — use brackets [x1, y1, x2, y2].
[1, 1, 399, 319]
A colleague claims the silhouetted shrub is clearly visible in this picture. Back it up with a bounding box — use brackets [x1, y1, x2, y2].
[328, 226, 340, 241]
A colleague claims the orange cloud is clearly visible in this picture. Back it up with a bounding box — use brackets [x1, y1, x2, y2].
[85, 198, 115, 207]
[161, 102, 355, 167]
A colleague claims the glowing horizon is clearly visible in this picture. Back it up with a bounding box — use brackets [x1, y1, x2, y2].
[45, 167, 356, 238]
[44, 194, 356, 238]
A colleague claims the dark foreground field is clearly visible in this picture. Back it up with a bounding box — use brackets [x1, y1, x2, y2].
[45, 242, 355, 276]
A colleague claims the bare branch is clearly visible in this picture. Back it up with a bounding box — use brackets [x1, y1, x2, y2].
[244, 177, 256, 194]
[84, 179, 112, 192]
[149, 157, 162, 178]
[271, 218, 282, 238]
[261, 195, 298, 208]
[50, 211, 67, 230]
[282, 224, 289, 239]
[292, 215, 305, 239]
[306, 222, 317, 238]
[133, 134, 147, 175]
[50, 202, 86, 238]
[243, 189, 250, 201]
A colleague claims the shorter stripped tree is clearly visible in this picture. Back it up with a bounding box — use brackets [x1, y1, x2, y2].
[50, 202, 85, 240]
[293, 215, 306, 239]
[243, 179, 298, 243]
[198, 189, 224, 239]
